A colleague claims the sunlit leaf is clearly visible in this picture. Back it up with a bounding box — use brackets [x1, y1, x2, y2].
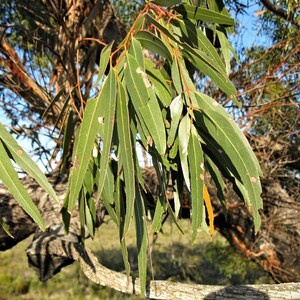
[145, 58, 172, 107]
[203, 184, 214, 235]
[134, 30, 172, 61]
[0, 140, 45, 231]
[167, 95, 183, 147]
[178, 114, 191, 190]
[193, 93, 262, 231]
[129, 37, 145, 70]
[139, 88, 166, 155]
[125, 53, 150, 109]
[188, 125, 204, 242]
[0, 123, 58, 203]
[175, 4, 234, 25]
[117, 80, 136, 235]
[134, 182, 148, 296]
[68, 69, 116, 212]
[149, 0, 182, 6]
[96, 41, 114, 83]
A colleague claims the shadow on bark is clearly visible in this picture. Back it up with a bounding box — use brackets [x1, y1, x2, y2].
[204, 286, 269, 300]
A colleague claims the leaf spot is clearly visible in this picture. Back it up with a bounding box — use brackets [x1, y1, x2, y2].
[200, 174, 204, 181]
[98, 117, 104, 124]
[17, 149, 23, 155]
[136, 67, 152, 88]
[200, 163, 204, 170]
[212, 101, 219, 106]
[250, 176, 257, 183]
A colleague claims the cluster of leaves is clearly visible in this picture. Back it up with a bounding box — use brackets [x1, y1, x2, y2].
[0, 0, 263, 295]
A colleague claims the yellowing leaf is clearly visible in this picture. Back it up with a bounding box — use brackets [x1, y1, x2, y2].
[203, 184, 214, 236]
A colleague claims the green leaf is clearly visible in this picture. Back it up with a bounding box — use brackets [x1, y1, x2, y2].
[61, 110, 74, 173]
[145, 15, 177, 43]
[183, 47, 237, 99]
[193, 92, 262, 231]
[149, 0, 182, 6]
[41, 87, 65, 119]
[0, 217, 13, 238]
[205, 155, 227, 218]
[175, 4, 235, 25]
[216, 28, 239, 75]
[167, 95, 183, 147]
[139, 88, 166, 155]
[134, 30, 172, 61]
[171, 59, 184, 95]
[0, 123, 58, 203]
[134, 183, 148, 297]
[96, 41, 114, 83]
[188, 125, 204, 242]
[129, 37, 145, 70]
[171, 57, 196, 105]
[117, 80, 136, 235]
[0, 140, 45, 231]
[178, 114, 191, 190]
[173, 18, 226, 75]
[85, 196, 95, 238]
[125, 53, 150, 109]
[68, 69, 116, 212]
[151, 162, 168, 232]
[97, 71, 117, 198]
[145, 58, 172, 107]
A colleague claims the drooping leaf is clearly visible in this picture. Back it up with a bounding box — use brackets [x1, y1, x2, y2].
[134, 182, 148, 297]
[178, 114, 191, 190]
[0, 123, 58, 203]
[41, 87, 65, 119]
[167, 95, 183, 147]
[182, 46, 237, 99]
[0, 217, 13, 238]
[117, 80, 136, 235]
[85, 195, 95, 238]
[193, 92, 262, 231]
[0, 140, 45, 231]
[97, 70, 117, 198]
[134, 30, 172, 61]
[139, 88, 166, 155]
[175, 4, 235, 25]
[145, 58, 172, 107]
[203, 184, 214, 235]
[205, 155, 227, 218]
[188, 125, 204, 242]
[149, 0, 182, 6]
[125, 53, 150, 109]
[173, 18, 226, 75]
[68, 69, 116, 212]
[96, 41, 114, 83]
[61, 110, 74, 173]
[129, 37, 145, 70]
[216, 28, 239, 75]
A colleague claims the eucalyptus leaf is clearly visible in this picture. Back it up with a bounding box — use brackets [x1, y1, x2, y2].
[0, 140, 45, 231]
[175, 4, 234, 25]
[68, 69, 116, 212]
[0, 123, 58, 203]
[188, 125, 204, 242]
[134, 30, 172, 61]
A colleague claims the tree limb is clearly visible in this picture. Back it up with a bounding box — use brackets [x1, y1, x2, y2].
[33, 237, 300, 299]
[260, 0, 300, 27]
